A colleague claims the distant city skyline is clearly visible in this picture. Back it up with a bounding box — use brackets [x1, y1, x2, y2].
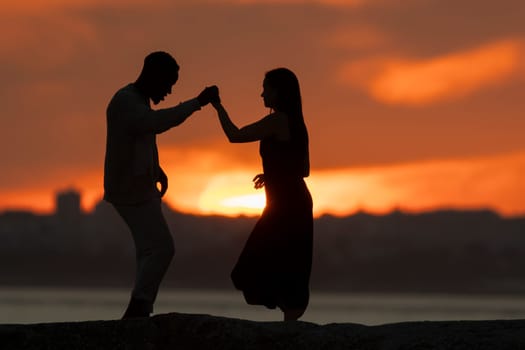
[2, 193, 525, 295]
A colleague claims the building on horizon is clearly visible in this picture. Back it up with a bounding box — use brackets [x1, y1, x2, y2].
[55, 188, 82, 221]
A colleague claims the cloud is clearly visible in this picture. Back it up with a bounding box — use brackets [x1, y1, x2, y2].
[233, 0, 366, 5]
[2, 0, 163, 13]
[339, 39, 525, 105]
[0, 15, 99, 73]
[2, 0, 372, 13]
[324, 25, 389, 50]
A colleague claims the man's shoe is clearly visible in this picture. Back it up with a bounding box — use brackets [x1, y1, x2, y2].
[122, 298, 151, 319]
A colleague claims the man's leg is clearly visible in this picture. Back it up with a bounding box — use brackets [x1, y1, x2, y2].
[114, 198, 175, 318]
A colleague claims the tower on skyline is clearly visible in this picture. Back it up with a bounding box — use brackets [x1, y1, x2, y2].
[55, 188, 82, 219]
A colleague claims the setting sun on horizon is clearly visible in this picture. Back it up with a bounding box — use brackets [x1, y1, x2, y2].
[3, 150, 525, 219]
[196, 172, 267, 216]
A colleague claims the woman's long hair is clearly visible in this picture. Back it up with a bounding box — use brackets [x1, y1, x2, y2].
[265, 68, 310, 177]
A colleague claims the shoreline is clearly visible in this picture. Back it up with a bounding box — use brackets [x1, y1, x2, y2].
[2, 312, 525, 349]
[3, 287, 525, 326]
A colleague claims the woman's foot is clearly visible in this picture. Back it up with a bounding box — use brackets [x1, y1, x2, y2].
[283, 308, 305, 321]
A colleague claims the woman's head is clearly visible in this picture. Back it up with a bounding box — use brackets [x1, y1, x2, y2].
[263, 68, 310, 176]
[261, 68, 302, 117]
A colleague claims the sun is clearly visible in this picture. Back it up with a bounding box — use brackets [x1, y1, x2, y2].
[198, 173, 267, 216]
[202, 192, 266, 216]
[220, 194, 266, 209]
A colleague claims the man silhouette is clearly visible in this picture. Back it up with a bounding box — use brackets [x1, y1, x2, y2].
[103, 51, 218, 318]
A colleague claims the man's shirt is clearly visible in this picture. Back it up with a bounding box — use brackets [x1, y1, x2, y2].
[104, 83, 201, 205]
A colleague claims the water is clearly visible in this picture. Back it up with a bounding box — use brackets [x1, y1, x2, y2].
[1, 287, 525, 325]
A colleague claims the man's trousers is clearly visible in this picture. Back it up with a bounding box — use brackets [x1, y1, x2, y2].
[113, 198, 175, 313]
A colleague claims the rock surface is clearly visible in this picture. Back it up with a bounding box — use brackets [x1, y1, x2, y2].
[2, 313, 525, 350]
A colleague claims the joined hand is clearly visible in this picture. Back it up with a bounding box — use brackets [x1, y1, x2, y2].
[197, 85, 220, 106]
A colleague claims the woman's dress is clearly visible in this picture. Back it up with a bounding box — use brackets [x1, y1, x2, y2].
[231, 135, 313, 312]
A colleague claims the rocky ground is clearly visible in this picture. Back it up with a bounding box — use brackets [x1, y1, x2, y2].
[2, 313, 525, 349]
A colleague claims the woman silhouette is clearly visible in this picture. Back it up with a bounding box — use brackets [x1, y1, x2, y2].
[212, 68, 313, 321]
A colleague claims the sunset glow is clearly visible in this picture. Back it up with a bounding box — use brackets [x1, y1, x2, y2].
[236, 0, 366, 6]
[196, 172, 266, 216]
[340, 39, 525, 105]
[4, 150, 525, 219]
[220, 194, 266, 210]
[2, 0, 525, 221]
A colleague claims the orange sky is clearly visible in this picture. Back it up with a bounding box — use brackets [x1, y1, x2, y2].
[1, 0, 525, 217]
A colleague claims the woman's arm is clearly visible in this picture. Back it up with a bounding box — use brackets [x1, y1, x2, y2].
[212, 102, 289, 143]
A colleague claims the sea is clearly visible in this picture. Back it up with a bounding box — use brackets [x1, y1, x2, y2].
[2, 287, 525, 325]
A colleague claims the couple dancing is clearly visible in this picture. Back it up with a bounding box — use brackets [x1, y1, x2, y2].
[103, 51, 313, 322]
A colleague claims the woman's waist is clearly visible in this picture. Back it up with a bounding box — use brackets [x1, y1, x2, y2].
[264, 172, 306, 183]
[264, 178, 311, 198]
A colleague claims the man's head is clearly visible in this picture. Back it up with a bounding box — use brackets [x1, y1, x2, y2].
[136, 51, 179, 105]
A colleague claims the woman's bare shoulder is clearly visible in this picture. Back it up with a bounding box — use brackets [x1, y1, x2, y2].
[265, 111, 289, 122]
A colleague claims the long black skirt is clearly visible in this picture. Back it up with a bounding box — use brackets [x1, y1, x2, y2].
[231, 179, 313, 312]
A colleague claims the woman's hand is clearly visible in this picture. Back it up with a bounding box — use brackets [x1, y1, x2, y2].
[157, 168, 168, 197]
[253, 173, 265, 189]
[211, 100, 222, 109]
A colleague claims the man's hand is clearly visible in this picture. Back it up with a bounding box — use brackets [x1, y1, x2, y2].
[197, 85, 220, 106]
[158, 168, 168, 197]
